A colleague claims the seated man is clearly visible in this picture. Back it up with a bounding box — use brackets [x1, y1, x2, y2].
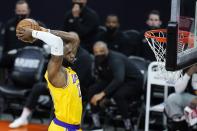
[89, 41, 143, 131]
[165, 64, 197, 131]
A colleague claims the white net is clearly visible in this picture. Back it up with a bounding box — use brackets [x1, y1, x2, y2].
[145, 30, 183, 84]
[146, 30, 167, 62]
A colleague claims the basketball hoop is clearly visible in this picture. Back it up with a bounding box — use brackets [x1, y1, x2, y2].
[144, 29, 194, 84]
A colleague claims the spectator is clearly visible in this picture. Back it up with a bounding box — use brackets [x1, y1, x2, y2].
[89, 41, 143, 131]
[0, 0, 43, 70]
[9, 46, 93, 128]
[138, 10, 162, 61]
[1, 0, 30, 55]
[164, 65, 197, 131]
[63, 0, 99, 52]
[97, 15, 130, 56]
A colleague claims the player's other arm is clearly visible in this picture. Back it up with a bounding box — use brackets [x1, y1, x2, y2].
[39, 27, 80, 46]
[50, 30, 80, 45]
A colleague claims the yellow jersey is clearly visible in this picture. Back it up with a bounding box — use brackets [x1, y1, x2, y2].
[45, 67, 82, 125]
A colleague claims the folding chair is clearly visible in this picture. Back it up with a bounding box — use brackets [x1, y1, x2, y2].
[145, 62, 178, 131]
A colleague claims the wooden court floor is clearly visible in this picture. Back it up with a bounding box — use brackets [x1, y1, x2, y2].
[0, 120, 48, 131]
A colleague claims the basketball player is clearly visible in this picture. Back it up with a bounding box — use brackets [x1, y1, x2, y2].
[16, 27, 82, 131]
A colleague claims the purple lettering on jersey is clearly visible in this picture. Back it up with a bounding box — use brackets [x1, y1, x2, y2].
[72, 74, 78, 84]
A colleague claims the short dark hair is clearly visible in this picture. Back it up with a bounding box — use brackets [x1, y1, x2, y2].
[106, 14, 119, 21]
[147, 10, 160, 19]
[107, 14, 118, 18]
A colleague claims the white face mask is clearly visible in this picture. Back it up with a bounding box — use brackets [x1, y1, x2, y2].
[192, 74, 197, 90]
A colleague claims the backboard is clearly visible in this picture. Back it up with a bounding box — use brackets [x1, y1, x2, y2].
[166, 0, 197, 71]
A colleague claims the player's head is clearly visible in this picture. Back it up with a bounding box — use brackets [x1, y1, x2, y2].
[146, 10, 162, 29]
[72, 0, 87, 9]
[93, 41, 109, 64]
[105, 14, 120, 34]
[63, 32, 80, 65]
[15, 0, 30, 20]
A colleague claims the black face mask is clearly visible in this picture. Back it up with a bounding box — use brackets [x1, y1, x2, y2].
[95, 54, 108, 64]
[106, 27, 118, 34]
[148, 26, 160, 30]
[16, 14, 28, 21]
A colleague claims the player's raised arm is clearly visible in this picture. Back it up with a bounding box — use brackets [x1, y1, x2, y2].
[16, 27, 79, 88]
[32, 30, 67, 88]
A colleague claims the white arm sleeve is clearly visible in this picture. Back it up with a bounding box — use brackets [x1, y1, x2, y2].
[175, 73, 191, 93]
[32, 30, 64, 56]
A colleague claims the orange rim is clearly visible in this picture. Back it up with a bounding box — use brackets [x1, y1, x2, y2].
[144, 29, 194, 46]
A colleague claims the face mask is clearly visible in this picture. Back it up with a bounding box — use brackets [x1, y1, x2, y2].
[148, 26, 160, 30]
[16, 14, 28, 21]
[95, 54, 108, 64]
[106, 27, 118, 34]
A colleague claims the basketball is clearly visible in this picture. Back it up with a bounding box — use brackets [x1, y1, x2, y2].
[16, 18, 40, 43]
